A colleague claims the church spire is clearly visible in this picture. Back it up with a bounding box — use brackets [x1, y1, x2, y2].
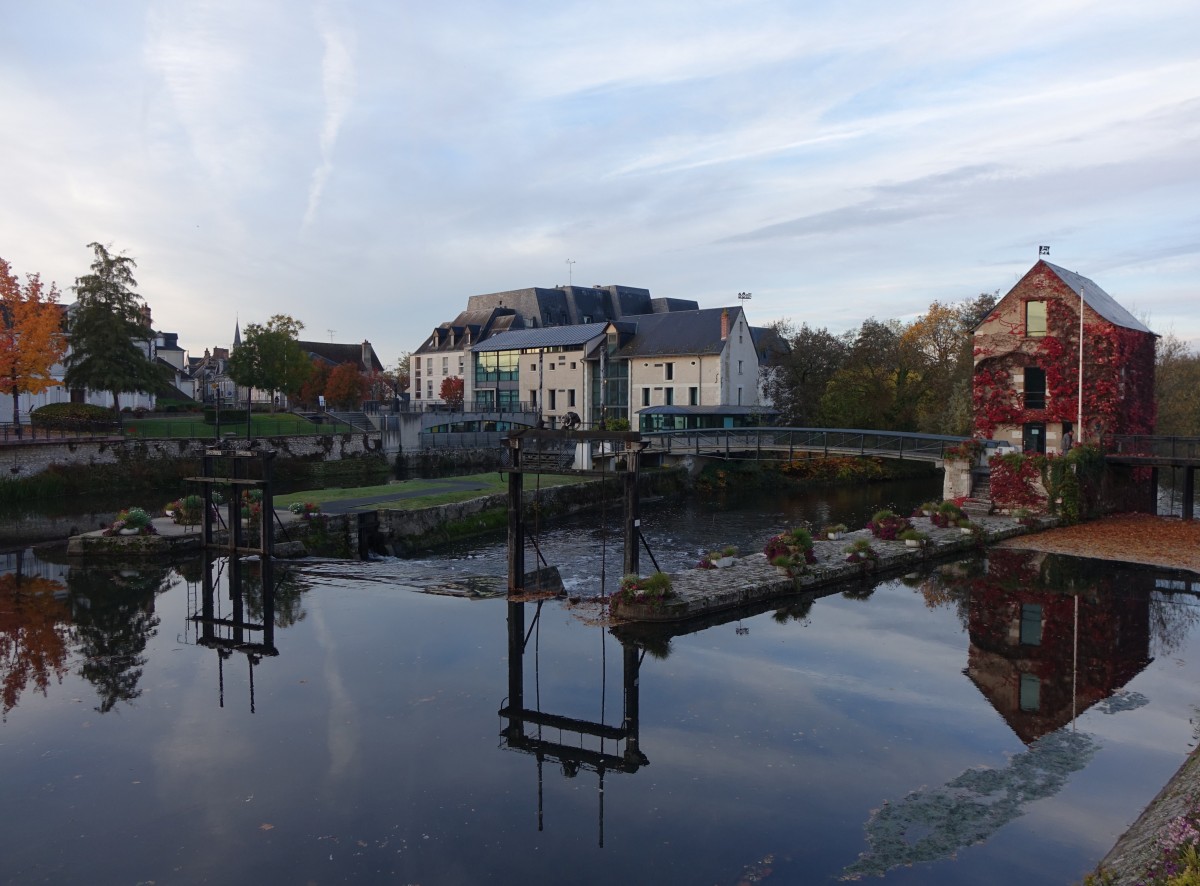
[233, 317, 241, 349]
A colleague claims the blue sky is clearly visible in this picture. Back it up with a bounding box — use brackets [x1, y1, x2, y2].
[2, 0, 1197, 366]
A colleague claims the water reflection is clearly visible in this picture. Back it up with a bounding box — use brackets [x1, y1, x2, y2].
[0, 555, 71, 720]
[844, 550, 1163, 879]
[183, 554, 308, 712]
[68, 562, 170, 713]
[500, 598, 648, 847]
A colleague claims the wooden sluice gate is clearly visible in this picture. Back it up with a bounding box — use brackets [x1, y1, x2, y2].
[503, 429, 653, 597]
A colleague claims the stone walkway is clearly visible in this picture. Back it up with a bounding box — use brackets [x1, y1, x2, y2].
[613, 513, 1029, 621]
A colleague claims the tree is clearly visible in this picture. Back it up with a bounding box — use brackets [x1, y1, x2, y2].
[820, 319, 925, 431]
[298, 358, 330, 409]
[325, 361, 368, 409]
[760, 321, 848, 426]
[1156, 333, 1200, 436]
[0, 257, 68, 437]
[227, 314, 311, 412]
[439, 375, 464, 409]
[63, 243, 167, 417]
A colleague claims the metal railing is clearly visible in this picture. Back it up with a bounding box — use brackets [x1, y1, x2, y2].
[0, 422, 123, 443]
[1104, 435, 1200, 463]
[642, 427, 970, 462]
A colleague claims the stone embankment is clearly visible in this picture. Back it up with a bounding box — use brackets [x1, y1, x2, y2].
[612, 513, 1038, 622]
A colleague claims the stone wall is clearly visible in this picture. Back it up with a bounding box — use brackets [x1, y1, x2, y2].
[0, 432, 380, 481]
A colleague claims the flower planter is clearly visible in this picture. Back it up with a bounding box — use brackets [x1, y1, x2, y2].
[827, 532, 844, 541]
[960, 527, 974, 535]
[119, 527, 140, 536]
[905, 539, 923, 548]
[715, 556, 735, 568]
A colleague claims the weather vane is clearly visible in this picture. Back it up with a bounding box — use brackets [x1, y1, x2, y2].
[1039, 246, 1050, 256]
[738, 291, 752, 303]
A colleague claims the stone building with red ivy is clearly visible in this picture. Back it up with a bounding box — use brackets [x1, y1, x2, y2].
[972, 260, 1156, 452]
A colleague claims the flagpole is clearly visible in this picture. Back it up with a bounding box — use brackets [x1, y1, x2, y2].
[1077, 285, 1084, 444]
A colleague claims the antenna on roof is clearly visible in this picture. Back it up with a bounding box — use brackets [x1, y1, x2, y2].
[1039, 245, 1050, 257]
[327, 329, 336, 342]
[565, 259, 576, 286]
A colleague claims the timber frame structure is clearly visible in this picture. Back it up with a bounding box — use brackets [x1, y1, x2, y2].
[502, 429, 652, 595]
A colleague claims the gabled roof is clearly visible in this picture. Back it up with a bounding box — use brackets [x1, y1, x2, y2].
[615, 307, 741, 358]
[298, 341, 384, 373]
[471, 323, 609, 353]
[1042, 261, 1152, 334]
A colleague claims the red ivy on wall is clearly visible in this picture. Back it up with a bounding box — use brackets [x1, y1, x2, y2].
[972, 293, 1155, 440]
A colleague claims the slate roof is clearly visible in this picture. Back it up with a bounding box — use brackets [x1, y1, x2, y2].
[614, 307, 740, 358]
[471, 323, 609, 353]
[1042, 262, 1152, 334]
[298, 341, 384, 373]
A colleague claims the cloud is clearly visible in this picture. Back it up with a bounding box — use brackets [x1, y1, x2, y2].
[303, 3, 356, 231]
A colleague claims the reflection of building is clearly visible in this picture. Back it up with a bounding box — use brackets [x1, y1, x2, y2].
[965, 550, 1152, 743]
[498, 600, 648, 846]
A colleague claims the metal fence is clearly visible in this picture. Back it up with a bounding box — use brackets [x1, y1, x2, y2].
[1105, 435, 1200, 463]
[0, 418, 358, 443]
[643, 427, 969, 462]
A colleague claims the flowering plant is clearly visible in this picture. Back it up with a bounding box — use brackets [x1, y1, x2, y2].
[867, 509, 912, 540]
[763, 527, 816, 576]
[843, 538, 878, 563]
[289, 501, 322, 519]
[617, 572, 674, 605]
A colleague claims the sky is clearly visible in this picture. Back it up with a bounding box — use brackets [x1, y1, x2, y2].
[2, 0, 1198, 366]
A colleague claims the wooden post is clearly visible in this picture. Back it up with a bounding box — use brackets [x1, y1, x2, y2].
[201, 450, 214, 548]
[261, 452, 274, 557]
[507, 439, 524, 594]
[623, 447, 639, 577]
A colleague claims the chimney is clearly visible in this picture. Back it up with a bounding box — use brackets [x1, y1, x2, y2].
[720, 308, 730, 341]
[362, 340, 372, 370]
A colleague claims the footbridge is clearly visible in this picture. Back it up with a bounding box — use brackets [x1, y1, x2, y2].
[642, 427, 970, 466]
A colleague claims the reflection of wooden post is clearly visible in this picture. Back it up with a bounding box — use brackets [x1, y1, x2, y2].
[622, 642, 641, 761]
[505, 602, 524, 739]
[1184, 468, 1196, 521]
[201, 451, 215, 548]
[507, 439, 524, 594]
[623, 447, 639, 576]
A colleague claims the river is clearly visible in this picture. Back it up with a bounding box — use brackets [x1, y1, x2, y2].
[2, 477, 1199, 884]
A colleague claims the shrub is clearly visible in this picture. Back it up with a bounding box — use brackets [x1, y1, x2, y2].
[618, 571, 674, 605]
[844, 538, 878, 563]
[31, 403, 118, 431]
[899, 529, 929, 545]
[868, 510, 912, 540]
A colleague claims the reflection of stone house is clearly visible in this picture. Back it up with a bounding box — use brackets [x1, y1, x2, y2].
[972, 260, 1156, 452]
[964, 550, 1151, 744]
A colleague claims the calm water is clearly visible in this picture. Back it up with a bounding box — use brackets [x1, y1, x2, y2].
[3, 482, 1200, 885]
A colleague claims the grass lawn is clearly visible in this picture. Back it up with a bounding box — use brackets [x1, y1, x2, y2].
[274, 472, 586, 511]
[123, 414, 355, 439]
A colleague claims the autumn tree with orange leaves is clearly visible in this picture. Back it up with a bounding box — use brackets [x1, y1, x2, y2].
[0, 571, 72, 721]
[324, 361, 368, 409]
[0, 257, 67, 438]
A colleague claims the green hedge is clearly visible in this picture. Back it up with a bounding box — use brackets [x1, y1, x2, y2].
[30, 403, 119, 430]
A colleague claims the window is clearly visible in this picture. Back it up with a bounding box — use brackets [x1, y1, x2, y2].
[689, 386, 698, 406]
[1020, 604, 1043, 645]
[425, 358, 432, 371]
[570, 362, 576, 370]
[442, 356, 448, 373]
[1019, 673, 1041, 711]
[664, 388, 674, 405]
[642, 388, 650, 406]
[530, 364, 536, 372]
[458, 356, 464, 373]
[664, 362, 674, 380]
[549, 389, 557, 410]
[1026, 301, 1048, 337]
[738, 360, 743, 375]
[1024, 367, 1046, 409]
[568, 389, 576, 407]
